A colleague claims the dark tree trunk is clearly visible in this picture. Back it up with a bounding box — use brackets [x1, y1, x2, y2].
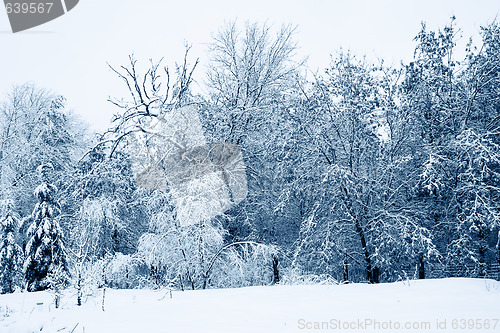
[178, 274, 184, 291]
[478, 227, 487, 278]
[418, 255, 425, 279]
[343, 253, 349, 283]
[151, 265, 158, 286]
[272, 256, 279, 284]
[77, 271, 82, 306]
[188, 272, 195, 290]
[372, 267, 379, 284]
[354, 219, 373, 283]
[496, 230, 500, 266]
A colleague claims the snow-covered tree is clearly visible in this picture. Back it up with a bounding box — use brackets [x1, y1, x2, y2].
[102, 49, 198, 158]
[404, 19, 500, 277]
[0, 83, 85, 218]
[69, 143, 146, 256]
[447, 129, 500, 275]
[0, 200, 24, 294]
[24, 164, 69, 291]
[203, 21, 306, 247]
[137, 189, 224, 290]
[207, 20, 302, 110]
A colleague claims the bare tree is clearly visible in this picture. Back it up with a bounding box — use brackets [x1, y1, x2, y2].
[207, 21, 304, 111]
[83, 46, 199, 159]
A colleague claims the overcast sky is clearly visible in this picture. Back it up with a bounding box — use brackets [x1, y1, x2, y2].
[0, 0, 498, 131]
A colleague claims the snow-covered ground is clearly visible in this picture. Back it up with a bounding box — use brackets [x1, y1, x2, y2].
[1, 278, 499, 332]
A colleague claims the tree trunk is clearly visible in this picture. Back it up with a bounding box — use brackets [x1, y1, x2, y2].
[418, 255, 425, 279]
[189, 274, 195, 290]
[101, 287, 106, 312]
[125, 267, 129, 289]
[178, 274, 184, 291]
[478, 227, 487, 278]
[272, 256, 279, 284]
[372, 267, 379, 283]
[77, 271, 82, 306]
[354, 218, 373, 283]
[343, 253, 349, 283]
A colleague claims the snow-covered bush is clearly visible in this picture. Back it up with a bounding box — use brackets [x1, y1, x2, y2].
[207, 242, 279, 288]
[138, 219, 225, 290]
[280, 267, 338, 285]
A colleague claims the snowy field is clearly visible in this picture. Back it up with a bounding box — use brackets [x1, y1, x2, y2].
[1, 278, 499, 333]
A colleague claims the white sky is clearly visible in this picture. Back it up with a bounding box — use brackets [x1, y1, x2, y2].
[0, 0, 498, 131]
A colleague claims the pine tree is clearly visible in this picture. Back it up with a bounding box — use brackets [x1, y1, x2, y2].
[0, 200, 24, 294]
[24, 164, 68, 291]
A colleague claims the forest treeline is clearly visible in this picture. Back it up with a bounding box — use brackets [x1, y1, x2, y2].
[0, 18, 499, 297]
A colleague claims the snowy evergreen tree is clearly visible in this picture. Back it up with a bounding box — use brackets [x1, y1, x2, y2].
[24, 164, 69, 292]
[0, 200, 24, 294]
